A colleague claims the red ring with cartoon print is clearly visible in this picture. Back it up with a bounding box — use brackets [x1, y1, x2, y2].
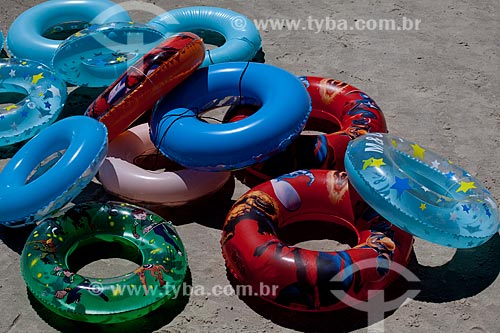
[85, 32, 205, 141]
[221, 169, 413, 312]
[226, 76, 387, 186]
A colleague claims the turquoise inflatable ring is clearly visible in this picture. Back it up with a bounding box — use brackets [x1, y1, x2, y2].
[20, 201, 188, 323]
[0, 116, 107, 227]
[148, 6, 262, 67]
[0, 58, 67, 147]
[6, 0, 131, 66]
[344, 133, 499, 248]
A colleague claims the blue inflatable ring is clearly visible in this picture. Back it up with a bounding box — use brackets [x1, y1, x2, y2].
[148, 6, 262, 67]
[344, 133, 499, 248]
[0, 31, 4, 51]
[0, 58, 67, 147]
[150, 62, 311, 171]
[6, 0, 132, 67]
[52, 22, 166, 87]
[0, 116, 108, 228]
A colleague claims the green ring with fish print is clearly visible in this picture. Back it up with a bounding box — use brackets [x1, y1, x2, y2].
[20, 201, 187, 323]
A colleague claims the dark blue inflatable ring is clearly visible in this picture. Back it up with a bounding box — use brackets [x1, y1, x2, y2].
[0, 116, 108, 227]
[150, 62, 311, 171]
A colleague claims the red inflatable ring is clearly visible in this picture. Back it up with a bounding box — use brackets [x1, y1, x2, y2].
[221, 169, 413, 311]
[226, 76, 387, 186]
[85, 32, 205, 141]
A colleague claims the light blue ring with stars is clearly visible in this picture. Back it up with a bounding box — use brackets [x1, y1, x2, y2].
[148, 6, 262, 67]
[6, 0, 131, 67]
[0, 116, 108, 228]
[52, 22, 166, 87]
[345, 133, 499, 248]
[0, 58, 67, 147]
[0, 31, 4, 51]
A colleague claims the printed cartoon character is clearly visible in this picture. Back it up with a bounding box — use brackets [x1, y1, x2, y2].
[326, 170, 349, 205]
[253, 240, 357, 310]
[54, 273, 109, 304]
[343, 91, 380, 131]
[319, 78, 349, 105]
[132, 208, 183, 256]
[356, 219, 396, 276]
[134, 264, 170, 295]
[28, 238, 57, 264]
[275, 170, 315, 186]
[52, 266, 75, 284]
[222, 190, 279, 245]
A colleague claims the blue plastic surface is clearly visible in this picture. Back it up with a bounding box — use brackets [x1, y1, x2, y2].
[52, 22, 166, 87]
[148, 6, 262, 67]
[0, 58, 67, 147]
[0, 116, 108, 227]
[7, 0, 131, 66]
[344, 133, 500, 248]
[150, 62, 311, 171]
[0, 31, 4, 51]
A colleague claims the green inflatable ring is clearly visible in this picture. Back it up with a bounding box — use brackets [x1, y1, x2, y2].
[20, 201, 187, 323]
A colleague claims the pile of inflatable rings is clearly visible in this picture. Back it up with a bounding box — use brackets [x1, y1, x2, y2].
[0, 0, 496, 325]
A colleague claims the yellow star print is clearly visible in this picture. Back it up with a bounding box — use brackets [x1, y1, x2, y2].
[5, 104, 18, 111]
[362, 158, 374, 170]
[31, 72, 44, 84]
[419, 203, 427, 211]
[370, 158, 386, 168]
[411, 143, 425, 160]
[362, 157, 386, 170]
[456, 181, 476, 193]
[116, 56, 127, 62]
[391, 139, 398, 148]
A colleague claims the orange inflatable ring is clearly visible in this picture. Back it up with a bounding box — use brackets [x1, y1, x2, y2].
[85, 32, 205, 141]
[221, 169, 413, 311]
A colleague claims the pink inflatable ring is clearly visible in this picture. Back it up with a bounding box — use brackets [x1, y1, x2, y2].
[98, 123, 231, 205]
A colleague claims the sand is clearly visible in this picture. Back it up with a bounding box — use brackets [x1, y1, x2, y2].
[1, 0, 500, 332]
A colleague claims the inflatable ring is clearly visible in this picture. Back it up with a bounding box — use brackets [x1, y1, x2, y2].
[0, 58, 67, 147]
[0, 116, 107, 227]
[0, 31, 4, 51]
[52, 22, 167, 87]
[345, 133, 500, 248]
[227, 76, 387, 186]
[148, 6, 262, 67]
[99, 123, 231, 205]
[85, 32, 205, 140]
[20, 201, 187, 323]
[150, 62, 311, 171]
[221, 169, 413, 311]
[7, 0, 132, 66]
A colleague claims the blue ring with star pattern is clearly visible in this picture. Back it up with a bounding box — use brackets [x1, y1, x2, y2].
[0, 116, 108, 228]
[344, 133, 499, 248]
[0, 30, 4, 51]
[0, 58, 67, 147]
[52, 22, 166, 87]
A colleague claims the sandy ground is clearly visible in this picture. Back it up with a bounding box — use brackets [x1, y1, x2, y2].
[1, 0, 500, 332]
